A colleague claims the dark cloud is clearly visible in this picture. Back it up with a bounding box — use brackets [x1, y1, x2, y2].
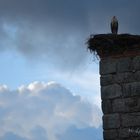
[0, 0, 140, 69]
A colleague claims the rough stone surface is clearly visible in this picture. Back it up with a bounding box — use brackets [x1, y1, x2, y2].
[100, 55, 140, 140]
[102, 100, 112, 114]
[115, 72, 136, 84]
[112, 98, 125, 113]
[134, 71, 140, 81]
[101, 84, 122, 99]
[104, 129, 118, 139]
[121, 113, 140, 127]
[117, 57, 132, 73]
[123, 82, 140, 97]
[101, 71, 140, 86]
[122, 137, 140, 140]
[119, 128, 130, 138]
[112, 97, 140, 113]
[133, 56, 140, 70]
[103, 114, 120, 129]
[100, 74, 114, 86]
[100, 58, 117, 75]
[100, 55, 140, 139]
[92, 34, 140, 140]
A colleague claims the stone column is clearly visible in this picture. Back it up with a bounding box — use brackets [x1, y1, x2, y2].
[87, 34, 140, 140]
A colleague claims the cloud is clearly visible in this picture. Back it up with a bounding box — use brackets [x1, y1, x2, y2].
[1, 132, 28, 140]
[58, 125, 103, 140]
[0, 0, 91, 70]
[0, 81, 102, 140]
[0, 0, 140, 70]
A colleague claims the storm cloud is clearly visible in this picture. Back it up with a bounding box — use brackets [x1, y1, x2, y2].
[0, 0, 140, 69]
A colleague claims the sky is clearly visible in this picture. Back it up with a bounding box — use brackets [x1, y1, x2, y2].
[0, 0, 140, 140]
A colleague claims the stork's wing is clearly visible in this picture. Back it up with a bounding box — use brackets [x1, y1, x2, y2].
[111, 20, 118, 33]
[111, 22, 114, 33]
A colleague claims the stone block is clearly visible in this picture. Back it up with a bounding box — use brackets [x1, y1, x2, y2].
[102, 100, 112, 114]
[101, 72, 140, 86]
[128, 127, 140, 137]
[118, 127, 140, 138]
[117, 57, 132, 73]
[112, 97, 140, 113]
[115, 72, 135, 84]
[100, 74, 114, 86]
[123, 137, 140, 140]
[103, 129, 118, 139]
[123, 82, 140, 97]
[103, 114, 120, 129]
[124, 97, 140, 112]
[122, 83, 131, 97]
[100, 58, 117, 75]
[101, 71, 140, 86]
[119, 128, 130, 138]
[133, 56, 140, 70]
[101, 84, 122, 99]
[112, 98, 125, 113]
[134, 71, 140, 81]
[122, 112, 140, 127]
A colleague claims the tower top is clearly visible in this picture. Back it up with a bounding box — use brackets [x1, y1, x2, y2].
[87, 34, 140, 59]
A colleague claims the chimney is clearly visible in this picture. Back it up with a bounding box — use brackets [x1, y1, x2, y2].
[87, 34, 140, 140]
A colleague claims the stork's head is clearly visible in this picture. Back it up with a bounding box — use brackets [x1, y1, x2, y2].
[112, 16, 118, 22]
[113, 16, 117, 20]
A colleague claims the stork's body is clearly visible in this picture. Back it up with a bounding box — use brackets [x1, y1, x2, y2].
[111, 16, 118, 34]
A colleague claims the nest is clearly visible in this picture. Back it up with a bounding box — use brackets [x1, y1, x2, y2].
[87, 34, 140, 58]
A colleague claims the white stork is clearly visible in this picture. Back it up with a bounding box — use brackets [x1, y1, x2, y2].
[111, 16, 118, 34]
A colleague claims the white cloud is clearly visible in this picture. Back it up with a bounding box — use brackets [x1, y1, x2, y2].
[0, 84, 9, 92]
[0, 81, 102, 140]
[45, 68, 101, 108]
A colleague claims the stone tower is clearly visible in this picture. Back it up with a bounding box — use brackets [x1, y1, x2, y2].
[87, 34, 140, 140]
